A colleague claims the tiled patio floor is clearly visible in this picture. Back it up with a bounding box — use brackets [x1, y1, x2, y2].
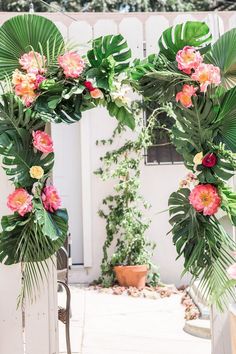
[59, 285, 211, 354]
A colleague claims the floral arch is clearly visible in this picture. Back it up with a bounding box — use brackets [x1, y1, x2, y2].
[0, 15, 235, 310]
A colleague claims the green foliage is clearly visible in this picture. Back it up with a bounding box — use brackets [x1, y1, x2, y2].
[87, 34, 131, 90]
[216, 87, 236, 151]
[131, 19, 236, 309]
[96, 116, 159, 287]
[205, 28, 236, 90]
[158, 21, 212, 61]
[0, 14, 65, 79]
[0, 129, 54, 187]
[168, 188, 236, 309]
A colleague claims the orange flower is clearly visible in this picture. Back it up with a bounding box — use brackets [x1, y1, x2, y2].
[90, 88, 104, 99]
[176, 84, 197, 108]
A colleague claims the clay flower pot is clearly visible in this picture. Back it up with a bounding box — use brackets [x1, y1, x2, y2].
[114, 265, 148, 289]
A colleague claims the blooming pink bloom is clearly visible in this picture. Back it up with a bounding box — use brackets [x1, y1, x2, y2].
[227, 263, 236, 280]
[42, 186, 61, 213]
[90, 88, 104, 99]
[58, 52, 85, 79]
[176, 84, 197, 108]
[176, 46, 203, 74]
[189, 184, 221, 216]
[19, 51, 46, 74]
[32, 130, 54, 153]
[202, 153, 217, 168]
[7, 188, 33, 216]
[191, 63, 221, 92]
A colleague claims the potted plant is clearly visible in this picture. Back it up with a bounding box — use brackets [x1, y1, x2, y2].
[95, 111, 162, 288]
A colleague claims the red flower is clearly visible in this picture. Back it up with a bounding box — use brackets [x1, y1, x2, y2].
[84, 81, 95, 92]
[189, 184, 221, 216]
[202, 153, 217, 168]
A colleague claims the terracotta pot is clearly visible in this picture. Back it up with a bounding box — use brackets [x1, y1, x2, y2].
[114, 265, 148, 289]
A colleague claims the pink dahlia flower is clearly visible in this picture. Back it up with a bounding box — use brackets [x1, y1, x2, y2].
[7, 188, 33, 216]
[176, 46, 203, 74]
[189, 184, 221, 216]
[32, 130, 54, 153]
[191, 63, 221, 92]
[176, 84, 197, 108]
[58, 52, 85, 79]
[227, 263, 236, 280]
[19, 51, 46, 74]
[42, 186, 61, 212]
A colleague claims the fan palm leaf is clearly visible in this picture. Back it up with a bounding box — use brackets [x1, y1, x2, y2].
[205, 28, 236, 90]
[0, 14, 65, 79]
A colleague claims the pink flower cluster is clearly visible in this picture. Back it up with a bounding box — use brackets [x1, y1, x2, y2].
[189, 184, 221, 216]
[7, 185, 61, 216]
[58, 52, 85, 79]
[179, 172, 198, 188]
[12, 51, 46, 106]
[175, 46, 221, 107]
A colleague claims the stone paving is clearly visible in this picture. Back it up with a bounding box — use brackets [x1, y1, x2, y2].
[58, 285, 211, 354]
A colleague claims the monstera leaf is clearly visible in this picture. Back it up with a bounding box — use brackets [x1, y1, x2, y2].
[0, 14, 65, 78]
[0, 129, 54, 186]
[158, 21, 212, 61]
[86, 34, 131, 90]
[205, 28, 236, 90]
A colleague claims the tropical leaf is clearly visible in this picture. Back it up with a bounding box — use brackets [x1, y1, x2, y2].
[171, 97, 218, 164]
[0, 208, 68, 304]
[34, 92, 83, 124]
[158, 21, 212, 61]
[215, 87, 236, 151]
[219, 185, 236, 226]
[205, 28, 236, 90]
[197, 155, 235, 184]
[0, 14, 65, 78]
[0, 129, 54, 186]
[0, 93, 44, 134]
[87, 34, 131, 73]
[138, 67, 190, 102]
[130, 54, 166, 81]
[107, 101, 135, 130]
[168, 188, 236, 309]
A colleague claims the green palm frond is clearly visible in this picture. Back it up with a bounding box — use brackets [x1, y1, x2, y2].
[205, 28, 236, 91]
[0, 14, 65, 79]
[158, 21, 212, 61]
[215, 87, 236, 151]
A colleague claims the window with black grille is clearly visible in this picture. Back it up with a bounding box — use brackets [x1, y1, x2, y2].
[144, 103, 183, 165]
